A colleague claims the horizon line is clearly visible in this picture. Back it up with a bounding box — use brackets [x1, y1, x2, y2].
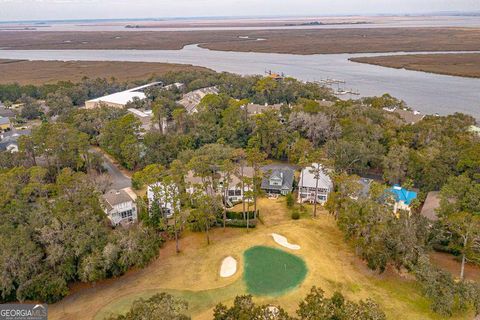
[1, 11, 480, 24]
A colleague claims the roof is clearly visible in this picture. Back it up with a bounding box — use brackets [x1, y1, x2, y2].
[0, 129, 30, 151]
[316, 100, 335, 108]
[224, 166, 254, 186]
[299, 163, 333, 190]
[389, 185, 417, 205]
[0, 117, 10, 125]
[243, 103, 282, 115]
[0, 107, 15, 118]
[102, 188, 137, 210]
[261, 165, 295, 191]
[86, 82, 162, 106]
[384, 107, 424, 124]
[469, 125, 480, 135]
[177, 87, 219, 114]
[186, 167, 255, 190]
[421, 191, 440, 221]
[357, 178, 373, 198]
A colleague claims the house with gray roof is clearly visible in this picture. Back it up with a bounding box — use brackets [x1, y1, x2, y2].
[0, 129, 30, 153]
[261, 165, 295, 196]
[102, 188, 138, 226]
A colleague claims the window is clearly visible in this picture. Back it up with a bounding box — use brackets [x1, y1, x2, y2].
[121, 209, 133, 219]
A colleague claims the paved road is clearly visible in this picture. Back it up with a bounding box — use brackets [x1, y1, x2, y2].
[91, 148, 131, 190]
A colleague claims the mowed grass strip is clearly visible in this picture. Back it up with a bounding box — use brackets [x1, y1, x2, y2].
[244, 246, 307, 296]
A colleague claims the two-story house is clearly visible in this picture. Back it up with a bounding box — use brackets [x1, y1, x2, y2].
[185, 167, 254, 205]
[147, 182, 180, 218]
[388, 184, 417, 214]
[102, 188, 138, 226]
[298, 163, 333, 204]
[261, 165, 295, 196]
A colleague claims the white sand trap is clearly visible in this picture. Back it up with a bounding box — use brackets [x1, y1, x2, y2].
[220, 256, 237, 278]
[271, 233, 301, 250]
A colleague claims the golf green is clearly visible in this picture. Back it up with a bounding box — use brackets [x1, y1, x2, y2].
[243, 246, 307, 296]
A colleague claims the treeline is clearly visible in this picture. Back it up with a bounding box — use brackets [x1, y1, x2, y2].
[0, 167, 162, 303]
[106, 287, 386, 320]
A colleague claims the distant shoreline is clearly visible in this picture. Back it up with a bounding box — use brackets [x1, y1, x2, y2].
[2, 28, 480, 55]
[350, 53, 480, 78]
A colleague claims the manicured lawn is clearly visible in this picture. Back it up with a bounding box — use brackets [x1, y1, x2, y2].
[49, 197, 474, 320]
[244, 246, 307, 296]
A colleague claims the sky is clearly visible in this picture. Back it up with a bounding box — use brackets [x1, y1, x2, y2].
[0, 0, 479, 22]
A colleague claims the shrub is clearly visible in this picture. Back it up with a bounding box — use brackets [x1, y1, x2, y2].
[218, 219, 257, 228]
[286, 193, 294, 207]
[226, 210, 258, 220]
[291, 210, 300, 220]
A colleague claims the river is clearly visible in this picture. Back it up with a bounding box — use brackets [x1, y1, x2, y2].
[0, 45, 479, 118]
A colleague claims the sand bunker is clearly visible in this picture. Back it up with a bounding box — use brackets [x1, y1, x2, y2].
[271, 233, 301, 250]
[220, 256, 237, 278]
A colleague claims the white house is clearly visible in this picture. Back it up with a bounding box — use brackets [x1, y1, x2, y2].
[298, 163, 333, 204]
[185, 167, 254, 205]
[102, 188, 138, 226]
[147, 182, 180, 218]
[85, 82, 163, 109]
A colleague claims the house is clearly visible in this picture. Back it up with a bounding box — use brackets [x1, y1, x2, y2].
[221, 167, 255, 204]
[349, 177, 373, 200]
[127, 108, 155, 133]
[383, 107, 425, 125]
[0, 129, 30, 153]
[420, 191, 441, 222]
[0, 106, 15, 118]
[261, 164, 295, 196]
[0, 117, 11, 132]
[469, 125, 480, 136]
[85, 82, 163, 109]
[242, 103, 283, 116]
[298, 163, 333, 204]
[185, 167, 254, 205]
[177, 87, 219, 114]
[147, 182, 180, 219]
[102, 188, 138, 226]
[388, 184, 418, 213]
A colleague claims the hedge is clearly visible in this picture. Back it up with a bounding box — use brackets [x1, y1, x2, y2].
[225, 210, 259, 220]
[217, 219, 257, 228]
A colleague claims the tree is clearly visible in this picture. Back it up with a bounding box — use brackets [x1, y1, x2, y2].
[246, 147, 267, 216]
[382, 144, 410, 184]
[105, 293, 189, 320]
[250, 109, 289, 159]
[19, 95, 42, 120]
[232, 148, 248, 219]
[189, 192, 222, 245]
[46, 91, 74, 117]
[443, 212, 480, 280]
[131, 164, 166, 190]
[98, 114, 142, 169]
[220, 158, 236, 229]
[169, 159, 187, 253]
[297, 287, 386, 320]
[307, 162, 327, 218]
[214, 295, 292, 320]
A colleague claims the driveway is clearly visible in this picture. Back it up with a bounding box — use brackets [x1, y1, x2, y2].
[90, 148, 131, 190]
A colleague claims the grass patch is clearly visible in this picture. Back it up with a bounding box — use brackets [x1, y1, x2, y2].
[244, 246, 307, 296]
[95, 280, 245, 320]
